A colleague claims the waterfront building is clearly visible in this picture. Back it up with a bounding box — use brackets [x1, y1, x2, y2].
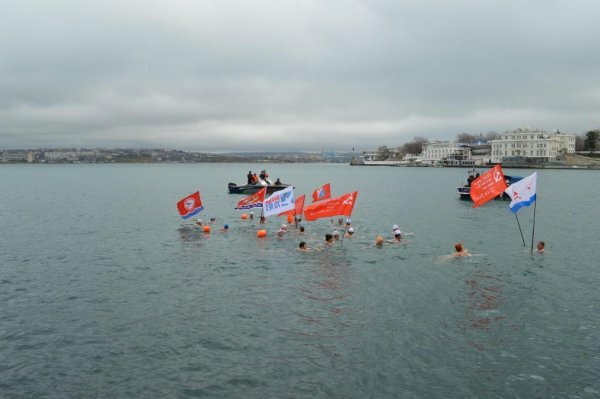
[420, 141, 491, 166]
[1, 151, 29, 163]
[421, 141, 462, 165]
[491, 127, 576, 163]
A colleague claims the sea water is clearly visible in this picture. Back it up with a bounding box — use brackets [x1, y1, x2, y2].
[1, 164, 599, 398]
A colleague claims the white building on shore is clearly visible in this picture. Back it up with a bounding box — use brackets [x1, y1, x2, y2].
[491, 127, 576, 163]
[421, 141, 491, 166]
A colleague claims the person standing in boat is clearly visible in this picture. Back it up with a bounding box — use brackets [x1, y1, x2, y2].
[247, 171, 253, 185]
[467, 175, 475, 187]
[275, 178, 282, 185]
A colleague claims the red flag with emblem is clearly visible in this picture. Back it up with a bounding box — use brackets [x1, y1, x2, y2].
[312, 183, 331, 202]
[470, 164, 508, 208]
[304, 191, 358, 221]
[177, 191, 204, 219]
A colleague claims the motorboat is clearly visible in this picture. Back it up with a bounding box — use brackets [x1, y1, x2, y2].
[456, 170, 522, 201]
[228, 178, 290, 195]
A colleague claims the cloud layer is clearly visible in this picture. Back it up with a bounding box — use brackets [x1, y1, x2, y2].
[1, 0, 599, 150]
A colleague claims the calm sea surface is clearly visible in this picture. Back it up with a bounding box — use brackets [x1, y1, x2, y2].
[1, 164, 599, 398]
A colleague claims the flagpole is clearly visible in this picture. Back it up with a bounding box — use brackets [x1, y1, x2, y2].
[530, 198, 537, 253]
[515, 213, 526, 247]
[340, 214, 351, 246]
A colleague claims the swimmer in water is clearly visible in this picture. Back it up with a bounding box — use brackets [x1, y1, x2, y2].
[249, 212, 254, 220]
[195, 218, 203, 227]
[210, 217, 216, 223]
[344, 227, 354, 238]
[299, 241, 308, 251]
[453, 243, 470, 257]
[259, 215, 265, 224]
[375, 236, 384, 247]
[537, 241, 545, 253]
[325, 233, 334, 245]
[332, 231, 340, 241]
[220, 224, 229, 232]
[299, 226, 305, 235]
[393, 229, 402, 242]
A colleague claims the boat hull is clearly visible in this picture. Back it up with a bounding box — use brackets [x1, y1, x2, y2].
[457, 186, 511, 201]
[228, 183, 290, 195]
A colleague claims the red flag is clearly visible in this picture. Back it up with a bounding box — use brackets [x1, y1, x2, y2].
[278, 194, 305, 218]
[470, 164, 508, 208]
[177, 191, 204, 219]
[235, 187, 266, 210]
[312, 183, 331, 202]
[304, 191, 358, 221]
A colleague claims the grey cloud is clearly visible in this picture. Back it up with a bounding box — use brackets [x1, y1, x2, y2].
[1, 0, 599, 151]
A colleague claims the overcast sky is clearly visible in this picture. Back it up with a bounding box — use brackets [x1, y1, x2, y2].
[1, 0, 599, 151]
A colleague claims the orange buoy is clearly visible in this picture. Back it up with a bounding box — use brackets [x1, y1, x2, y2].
[241, 213, 248, 220]
[202, 225, 211, 233]
[287, 214, 294, 224]
[257, 229, 267, 238]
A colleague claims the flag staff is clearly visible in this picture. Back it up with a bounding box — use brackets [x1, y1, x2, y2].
[515, 213, 526, 247]
[530, 198, 537, 253]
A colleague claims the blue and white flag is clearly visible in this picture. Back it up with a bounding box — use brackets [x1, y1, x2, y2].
[263, 186, 295, 217]
[504, 172, 537, 213]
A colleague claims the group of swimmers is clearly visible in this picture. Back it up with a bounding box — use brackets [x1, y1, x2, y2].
[192, 215, 545, 255]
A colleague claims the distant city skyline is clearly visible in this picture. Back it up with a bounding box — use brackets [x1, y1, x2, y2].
[2, 0, 599, 151]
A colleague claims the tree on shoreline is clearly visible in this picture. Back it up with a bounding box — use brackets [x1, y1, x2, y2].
[584, 130, 599, 151]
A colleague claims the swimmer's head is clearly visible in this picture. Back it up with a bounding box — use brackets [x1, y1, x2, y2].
[223, 224, 229, 230]
[454, 243, 463, 252]
[299, 226, 305, 232]
[375, 236, 384, 246]
[537, 241, 545, 250]
[325, 233, 333, 242]
[348, 227, 354, 234]
[392, 224, 399, 230]
[394, 229, 401, 238]
[332, 230, 340, 237]
[299, 241, 307, 250]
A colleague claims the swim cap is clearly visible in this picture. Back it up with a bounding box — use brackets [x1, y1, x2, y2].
[333, 230, 340, 236]
[348, 227, 354, 233]
[224, 224, 229, 229]
[394, 229, 401, 237]
[197, 219, 202, 223]
[346, 218, 352, 224]
[392, 224, 399, 230]
[281, 224, 287, 229]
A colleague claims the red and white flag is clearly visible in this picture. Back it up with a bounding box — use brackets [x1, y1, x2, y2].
[235, 187, 266, 210]
[304, 191, 358, 221]
[177, 191, 204, 219]
[470, 164, 508, 208]
[312, 183, 331, 202]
